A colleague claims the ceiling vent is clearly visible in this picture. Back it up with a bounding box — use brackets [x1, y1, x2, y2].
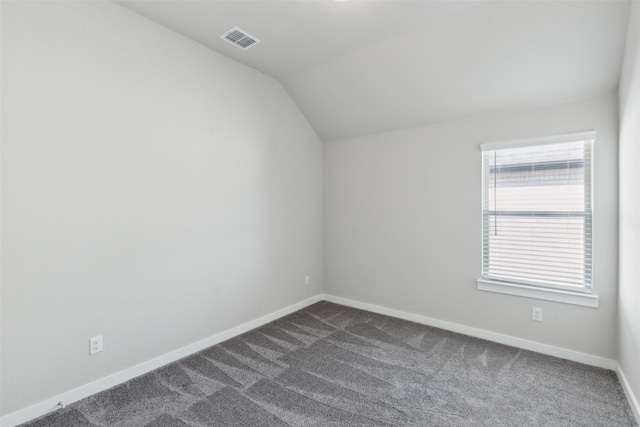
[220, 27, 261, 51]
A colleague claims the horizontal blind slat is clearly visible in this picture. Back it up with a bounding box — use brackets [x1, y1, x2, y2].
[481, 138, 593, 292]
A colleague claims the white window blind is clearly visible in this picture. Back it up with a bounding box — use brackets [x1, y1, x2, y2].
[481, 132, 594, 292]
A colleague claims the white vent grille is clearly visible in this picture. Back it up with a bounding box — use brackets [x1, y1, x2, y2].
[221, 27, 260, 51]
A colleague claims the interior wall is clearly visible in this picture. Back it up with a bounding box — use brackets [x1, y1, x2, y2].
[0, 1, 322, 415]
[324, 95, 618, 359]
[618, 0, 640, 413]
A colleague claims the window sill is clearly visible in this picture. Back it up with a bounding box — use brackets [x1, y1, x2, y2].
[477, 279, 599, 308]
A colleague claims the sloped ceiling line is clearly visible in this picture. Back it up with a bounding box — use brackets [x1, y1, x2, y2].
[117, 1, 630, 142]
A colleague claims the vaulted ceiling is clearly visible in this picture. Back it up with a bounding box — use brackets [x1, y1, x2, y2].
[117, 0, 630, 142]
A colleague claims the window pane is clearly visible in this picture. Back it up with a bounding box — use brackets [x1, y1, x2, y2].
[482, 137, 592, 291]
[484, 216, 588, 288]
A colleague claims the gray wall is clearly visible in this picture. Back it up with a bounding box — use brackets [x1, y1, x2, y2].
[1, 1, 323, 415]
[324, 95, 618, 359]
[619, 0, 640, 414]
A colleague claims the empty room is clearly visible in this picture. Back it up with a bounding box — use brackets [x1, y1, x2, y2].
[1, 0, 639, 426]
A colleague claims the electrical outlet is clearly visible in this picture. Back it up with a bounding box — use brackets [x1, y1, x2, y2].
[90, 335, 103, 355]
[532, 307, 543, 322]
[305, 275, 310, 285]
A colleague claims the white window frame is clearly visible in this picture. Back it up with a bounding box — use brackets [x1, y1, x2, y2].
[476, 131, 599, 308]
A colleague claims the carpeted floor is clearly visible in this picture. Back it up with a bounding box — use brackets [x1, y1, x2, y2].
[22, 301, 637, 426]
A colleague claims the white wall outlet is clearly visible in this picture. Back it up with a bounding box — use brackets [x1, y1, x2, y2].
[532, 307, 543, 322]
[90, 335, 103, 355]
[305, 275, 310, 285]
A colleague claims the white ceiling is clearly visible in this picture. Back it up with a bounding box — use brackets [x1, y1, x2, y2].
[115, 0, 483, 79]
[116, 0, 630, 142]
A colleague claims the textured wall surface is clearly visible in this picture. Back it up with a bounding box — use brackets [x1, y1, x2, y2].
[324, 95, 619, 359]
[618, 0, 640, 418]
[1, 1, 322, 415]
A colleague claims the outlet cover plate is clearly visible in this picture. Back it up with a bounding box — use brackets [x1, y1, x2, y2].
[532, 307, 543, 322]
[90, 335, 103, 355]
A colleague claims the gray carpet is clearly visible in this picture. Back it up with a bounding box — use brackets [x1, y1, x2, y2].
[21, 301, 637, 426]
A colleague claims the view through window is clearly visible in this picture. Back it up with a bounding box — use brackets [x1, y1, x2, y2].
[481, 133, 594, 292]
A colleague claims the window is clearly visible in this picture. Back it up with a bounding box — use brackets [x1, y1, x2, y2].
[477, 131, 598, 307]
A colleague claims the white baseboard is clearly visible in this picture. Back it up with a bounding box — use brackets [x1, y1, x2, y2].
[323, 294, 617, 370]
[617, 363, 640, 425]
[0, 294, 323, 427]
[2, 293, 628, 427]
